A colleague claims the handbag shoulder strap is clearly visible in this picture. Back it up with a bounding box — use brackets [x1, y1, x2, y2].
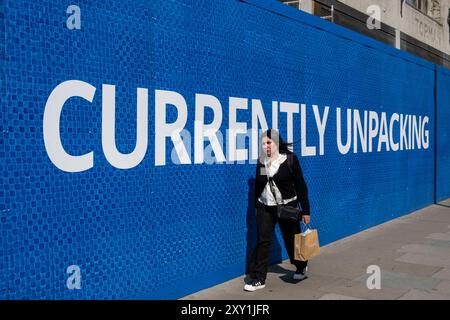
[264, 159, 281, 205]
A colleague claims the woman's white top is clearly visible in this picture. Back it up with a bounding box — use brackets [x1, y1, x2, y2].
[258, 153, 297, 206]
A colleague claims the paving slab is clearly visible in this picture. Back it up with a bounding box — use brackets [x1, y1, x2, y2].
[398, 244, 450, 256]
[318, 293, 365, 300]
[431, 280, 450, 295]
[316, 278, 409, 300]
[424, 239, 450, 249]
[373, 260, 441, 278]
[353, 271, 441, 291]
[395, 252, 450, 268]
[426, 233, 450, 241]
[398, 289, 449, 300]
[432, 268, 450, 280]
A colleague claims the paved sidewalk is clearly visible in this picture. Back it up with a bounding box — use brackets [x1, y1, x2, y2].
[182, 201, 450, 300]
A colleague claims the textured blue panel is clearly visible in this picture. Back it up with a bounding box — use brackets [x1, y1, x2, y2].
[436, 65, 450, 202]
[0, 0, 438, 299]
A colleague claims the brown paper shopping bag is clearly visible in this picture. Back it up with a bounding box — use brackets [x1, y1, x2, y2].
[294, 228, 320, 261]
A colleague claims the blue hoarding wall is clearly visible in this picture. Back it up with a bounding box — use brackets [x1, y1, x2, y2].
[437, 66, 450, 202]
[0, 0, 443, 299]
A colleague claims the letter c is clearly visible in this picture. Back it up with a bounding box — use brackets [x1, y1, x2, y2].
[43, 80, 96, 172]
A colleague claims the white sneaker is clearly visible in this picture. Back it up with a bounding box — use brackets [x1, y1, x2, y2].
[244, 279, 266, 292]
[293, 266, 308, 280]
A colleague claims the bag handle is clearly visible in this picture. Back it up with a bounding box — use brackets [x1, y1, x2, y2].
[300, 221, 312, 233]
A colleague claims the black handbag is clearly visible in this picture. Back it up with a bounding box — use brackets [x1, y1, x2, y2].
[276, 203, 301, 222]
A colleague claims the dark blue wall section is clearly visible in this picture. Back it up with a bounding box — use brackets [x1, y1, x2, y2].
[436, 66, 450, 202]
[0, 0, 445, 299]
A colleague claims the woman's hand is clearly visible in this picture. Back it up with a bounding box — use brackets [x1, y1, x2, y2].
[302, 215, 310, 225]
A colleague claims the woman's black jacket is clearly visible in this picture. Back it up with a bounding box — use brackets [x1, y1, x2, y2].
[254, 152, 310, 216]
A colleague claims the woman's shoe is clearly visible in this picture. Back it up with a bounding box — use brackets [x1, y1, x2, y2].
[293, 266, 308, 280]
[244, 279, 266, 291]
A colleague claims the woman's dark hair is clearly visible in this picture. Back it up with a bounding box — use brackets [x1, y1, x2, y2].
[260, 129, 293, 155]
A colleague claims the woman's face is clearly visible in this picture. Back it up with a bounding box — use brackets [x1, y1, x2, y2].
[261, 136, 278, 157]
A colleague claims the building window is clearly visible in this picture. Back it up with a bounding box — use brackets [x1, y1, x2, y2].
[405, 0, 442, 22]
[406, 0, 432, 16]
[429, 0, 441, 20]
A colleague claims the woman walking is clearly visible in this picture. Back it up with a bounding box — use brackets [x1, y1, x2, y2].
[245, 129, 311, 292]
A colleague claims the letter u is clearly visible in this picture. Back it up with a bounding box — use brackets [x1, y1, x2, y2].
[102, 85, 148, 169]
